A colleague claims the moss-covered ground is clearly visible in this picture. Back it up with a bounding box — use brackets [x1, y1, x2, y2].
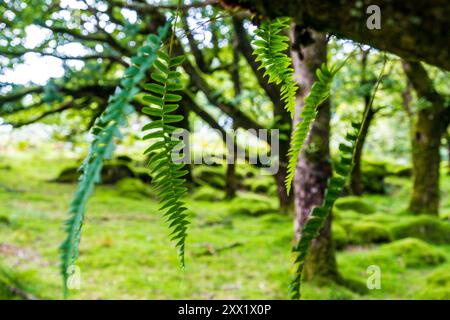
[0, 155, 449, 299]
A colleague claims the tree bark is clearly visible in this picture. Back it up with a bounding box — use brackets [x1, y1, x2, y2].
[222, 0, 450, 71]
[402, 60, 447, 214]
[291, 27, 339, 281]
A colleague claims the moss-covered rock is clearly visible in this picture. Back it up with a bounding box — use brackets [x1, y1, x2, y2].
[417, 266, 450, 299]
[100, 163, 136, 184]
[192, 186, 224, 201]
[348, 222, 392, 245]
[133, 168, 152, 184]
[334, 196, 375, 214]
[417, 287, 450, 300]
[228, 196, 277, 216]
[380, 238, 446, 268]
[393, 167, 412, 177]
[236, 165, 256, 179]
[192, 165, 225, 189]
[332, 223, 348, 250]
[116, 178, 154, 199]
[361, 162, 388, 194]
[426, 267, 450, 287]
[390, 216, 450, 244]
[116, 155, 133, 163]
[0, 215, 10, 225]
[243, 176, 274, 194]
[54, 162, 135, 184]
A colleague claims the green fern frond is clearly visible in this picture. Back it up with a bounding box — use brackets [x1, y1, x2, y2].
[60, 22, 171, 297]
[252, 17, 298, 117]
[285, 63, 338, 194]
[289, 117, 366, 299]
[141, 50, 189, 267]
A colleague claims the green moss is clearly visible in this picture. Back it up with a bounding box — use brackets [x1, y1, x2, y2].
[0, 215, 10, 225]
[391, 216, 450, 244]
[115, 178, 155, 199]
[334, 196, 375, 214]
[393, 167, 412, 177]
[348, 222, 392, 245]
[133, 168, 152, 184]
[332, 223, 348, 250]
[228, 196, 277, 217]
[54, 162, 135, 184]
[2, 155, 450, 299]
[235, 165, 256, 179]
[361, 161, 388, 194]
[380, 238, 446, 268]
[0, 265, 40, 300]
[426, 266, 450, 287]
[243, 176, 274, 194]
[192, 165, 225, 189]
[192, 186, 224, 202]
[115, 155, 133, 163]
[417, 287, 450, 300]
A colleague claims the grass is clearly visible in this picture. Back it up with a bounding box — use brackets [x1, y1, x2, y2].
[0, 154, 449, 299]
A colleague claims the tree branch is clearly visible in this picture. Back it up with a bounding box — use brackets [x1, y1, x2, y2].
[222, 0, 450, 71]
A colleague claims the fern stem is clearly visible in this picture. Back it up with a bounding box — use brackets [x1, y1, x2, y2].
[289, 54, 389, 299]
[60, 23, 170, 298]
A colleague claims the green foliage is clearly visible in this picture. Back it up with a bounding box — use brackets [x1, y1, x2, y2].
[116, 178, 155, 199]
[192, 165, 226, 189]
[380, 238, 446, 268]
[55, 162, 135, 184]
[334, 197, 375, 214]
[228, 197, 277, 217]
[192, 186, 224, 202]
[391, 216, 450, 244]
[60, 23, 171, 297]
[348, 222, 392, 245]
[332, 223, 348, 250]
[290, 118, 364, 299]
[426, 266, 450, 287]
[252, 17, 298, 117]
[3, 155, 450, 299]
[141, 49, 189, 267]
[243, 175, 274, 194]
[285, 64, 338, 193]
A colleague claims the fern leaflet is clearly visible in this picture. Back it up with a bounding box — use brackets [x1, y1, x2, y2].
[252, 17, 298, 117]
[141, 50, 189, 267]
[285, 63, 339, 194]
[60, 22, 171, 297]
[289, 117, 366, 299]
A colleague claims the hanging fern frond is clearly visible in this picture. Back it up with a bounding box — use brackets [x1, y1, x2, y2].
[60, 21, 171, 297]
[252, 17, 298, 117]
[285, 63, 339, 194]
[141, 50, 189, 267]
[289, 118, 364, 299]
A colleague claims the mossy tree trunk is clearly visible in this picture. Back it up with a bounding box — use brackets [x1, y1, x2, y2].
[291, 27, 340, 282]
[402, 60, 448, 215]
[408, 109, 442, 214]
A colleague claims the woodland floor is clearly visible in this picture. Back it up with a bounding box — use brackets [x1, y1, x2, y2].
[0, 154, 450, 300]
